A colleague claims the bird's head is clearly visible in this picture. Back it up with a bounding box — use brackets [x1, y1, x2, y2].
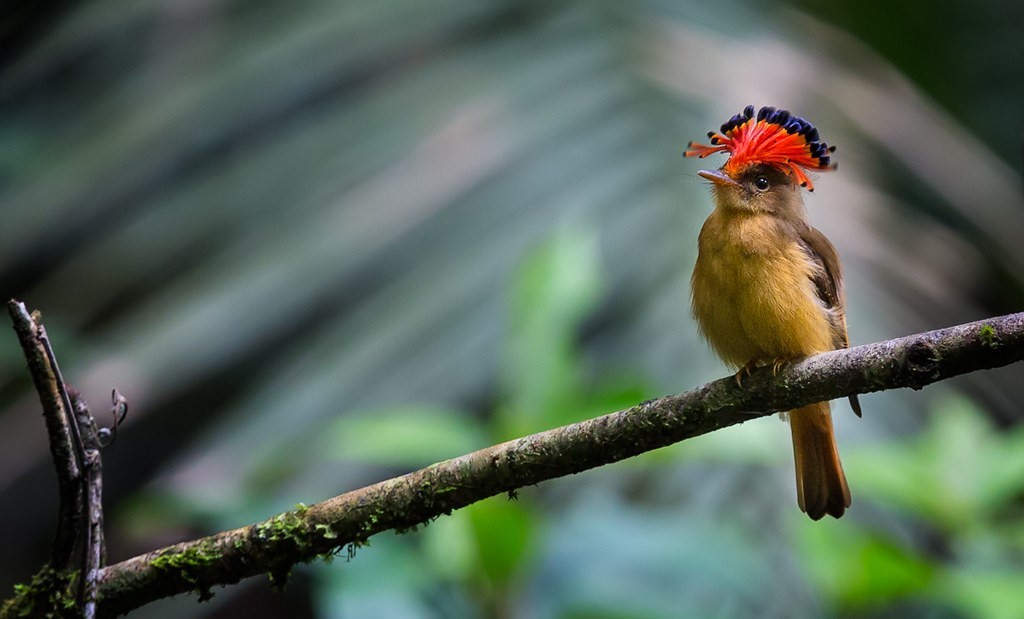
[684, 105, 836, 215]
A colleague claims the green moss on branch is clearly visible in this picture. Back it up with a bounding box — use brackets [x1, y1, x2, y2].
[5, 311, 1023, 618]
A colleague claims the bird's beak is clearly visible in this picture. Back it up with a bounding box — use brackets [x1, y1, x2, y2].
[698, 169, 741, 189]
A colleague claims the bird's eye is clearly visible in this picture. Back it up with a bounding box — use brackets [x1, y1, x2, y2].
[754, 176, 770, 191]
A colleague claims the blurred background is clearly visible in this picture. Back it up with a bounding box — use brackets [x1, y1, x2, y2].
[2, 1, 1023, 617]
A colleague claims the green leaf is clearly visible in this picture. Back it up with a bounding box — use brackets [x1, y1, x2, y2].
[466, 495, 535, 587]
[500, 227, 602, 438]
[325, 406, 486, 467]
[848, 393, 1024, 531]
[798, 520, 935, 607]
[419, 507, 479, 582]
[933, 568, 1024, 619]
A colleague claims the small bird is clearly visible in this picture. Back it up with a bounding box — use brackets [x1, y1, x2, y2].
[684, 105, 860, 520]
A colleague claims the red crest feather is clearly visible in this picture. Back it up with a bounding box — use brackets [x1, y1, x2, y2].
[684, 105, 836, 191]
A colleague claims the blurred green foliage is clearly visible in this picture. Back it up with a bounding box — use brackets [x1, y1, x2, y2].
[851, 397, 1024, 531]
[315, 236, 1024, 619]
[95, 232, 1024, 619]
[2, 1, 1023, 618]
[500, 228, 602, 438]
[314, 232, 650, 618]
[803, 396, 1024, 619]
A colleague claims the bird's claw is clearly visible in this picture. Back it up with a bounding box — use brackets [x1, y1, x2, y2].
[734, 361, 758, 388]
[770, 357, 792, 376]
[734, 358, 794, 388]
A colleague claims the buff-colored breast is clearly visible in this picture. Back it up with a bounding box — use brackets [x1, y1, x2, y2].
[691, 209, 833, 368]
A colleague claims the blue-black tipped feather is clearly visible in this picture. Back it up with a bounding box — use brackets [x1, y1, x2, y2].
[703, 105, 837, 175]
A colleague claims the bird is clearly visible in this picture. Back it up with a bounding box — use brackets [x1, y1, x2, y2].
[684, 105, 860, 520]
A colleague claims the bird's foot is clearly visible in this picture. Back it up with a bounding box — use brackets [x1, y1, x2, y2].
[770, 357, 793, 376]
[734, 357, 795, 387]
[734, 361, 759, 388]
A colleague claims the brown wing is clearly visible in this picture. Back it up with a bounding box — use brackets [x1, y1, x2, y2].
[797, 225, 862, 417]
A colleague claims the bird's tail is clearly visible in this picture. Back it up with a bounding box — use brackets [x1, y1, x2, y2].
[789, 401, 850, 520]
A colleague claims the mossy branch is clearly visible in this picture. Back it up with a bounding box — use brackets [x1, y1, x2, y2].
[5, 305, 1024, 617]
[7, 301, 83, 571]
[6, 300, 109, 618]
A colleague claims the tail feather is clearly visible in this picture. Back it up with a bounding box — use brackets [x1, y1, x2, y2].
[789, 402, 850, 520]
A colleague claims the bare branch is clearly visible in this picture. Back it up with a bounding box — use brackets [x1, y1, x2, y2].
[70, 392, 105, 619]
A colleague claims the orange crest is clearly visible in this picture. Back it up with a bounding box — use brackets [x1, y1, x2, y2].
[684, 105, 836, 191]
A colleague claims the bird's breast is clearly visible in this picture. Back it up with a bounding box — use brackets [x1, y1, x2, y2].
[690, 212, 833, 367]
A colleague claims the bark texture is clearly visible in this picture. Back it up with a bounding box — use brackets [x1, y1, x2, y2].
[4, 301, 1023, 618]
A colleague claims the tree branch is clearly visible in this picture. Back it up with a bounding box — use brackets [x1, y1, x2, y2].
[70, 392, 106, 619]
[6, 301, 109, 618]
[7, 301, 83, 571]
[5, 309, 1024, 617]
